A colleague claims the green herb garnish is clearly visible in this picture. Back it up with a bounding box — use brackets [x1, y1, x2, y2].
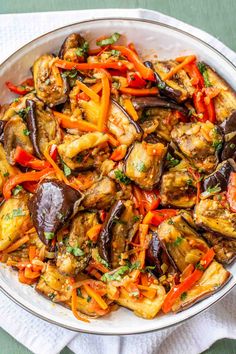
[166, 153, 180, 168]
[212, 140, 223, 152]
[66, 246, 84, 257]
[195, 262, 205, 271]
[206, 183, 221, 194]
[12, 185, 23, 196]
[173, 236, 184, 246]
[23, 129, 30, 136]
[77, 288, 83, 298]
[76, 41, 89, 57]
[87, 295, 92, 302]
[114, 170, 131, 185]
[181, 292, 187, 301]
[110, 49, 120, 57]
[101, 266, 129, 282]
[12, 208, 26, 217]
[197, 62, 212, 87]
[186, 179, 193, 186]
[97, 33, 121, 47]
[62, 163, 71, 177]
[17, 107, 30, 120]
[62, 69, 78, 79]
[48, 293, 56, 301]
[3, 172, 9, 178]
[133, 215, 140, 222]
[44, 232, 55, 240]
[168, 219, 174, 225]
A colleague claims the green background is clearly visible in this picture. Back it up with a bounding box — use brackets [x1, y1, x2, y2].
[0, 0, 236, 353]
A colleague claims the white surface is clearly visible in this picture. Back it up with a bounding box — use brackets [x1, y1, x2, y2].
[0, 8, 235, 354]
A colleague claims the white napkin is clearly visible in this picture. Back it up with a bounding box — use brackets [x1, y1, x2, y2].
[0, 8, 236, 354]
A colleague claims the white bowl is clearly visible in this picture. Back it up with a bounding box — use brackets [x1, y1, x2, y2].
[0, 18, 235, 335]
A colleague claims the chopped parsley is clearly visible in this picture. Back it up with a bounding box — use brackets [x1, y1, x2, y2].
[95, 253, 109, 268]
[173, 236, 184, 246]
[168, 219, 174, 225]
[135, 161, 148, 172]
[114, 170, 131, 185]
[110, 49, 120, 57]
[133, 215, 141, 222]
[142, 265, 156, 273]
[157, 82, 166, 90]
[66, 246, 84, 257]
[166, 153, 180, 168]
[44, 232, 55, 240]
[197, 62, 212, 87]
[206, 183, 221, 194]
[62, 69, 78, 79]
[96, 33, 121, 47]
[12, 185, 23, 196]
[180, 292, 187, 301]
[48, 293, 56, 301]
[186, 179, 193, 186]
[77, 288, 83, 298]
[195, 262, 205, 271]
[45, 78, 51, 85]
[17, 107, 30, 120]
[212, 140, 223, 152]
[3, 172, 9, 178]
[76, 41, 89, 57]
[101, 265, 129, 282]
[62, 162, 71, 177]
[76, 153, 85, 163]
[23, 129, 30, 136]
[87, 295, 92, 303]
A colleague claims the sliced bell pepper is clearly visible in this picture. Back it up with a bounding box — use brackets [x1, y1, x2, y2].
[142, 190, 161, 212]
[127, 72, 146, 88]
[119, 87, 158, 96]
[110, 145, 127, 161]
[55, 59, 126, 71]
[162, 248, 215, 313]
[143, 209, 177, 225]
[193, 91, 209, 122]
[14, 146, 50, 170]
[6, 78, 34, 95]
[227, 172, 236, 212]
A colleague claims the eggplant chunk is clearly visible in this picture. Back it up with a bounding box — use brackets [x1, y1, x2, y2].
[0, 144, 18, 186]
[194, 199, 236, 239]
[26, 99, 61, 158]
[116, 285, 166, 319]
[220, 111, 236, 160]
[172, 261, 230, 312]
[4, 115, 34, 164]
[36, 264, 73, 302]
[154, 60, 195, 101]
[57, 212, 99, 276]
[158, 214, 208, 272]
[107, 100, 143, 146]
[29, 180, 82, 245]
[33, 54, 68, 106]
[203, 232, 236, 265]
[98, 200, 139, 268]
[124, 141, 167, 190]
[59, 33, 87, 62]
[203, 159, 236, 192]
[171, 121, 222, 173]
[160, 171, 197, 208]
[204, 65, 236, 123]
[0, 195, 32, 251]
[146, 230, 164, 275]
[82, 177, 117, 210]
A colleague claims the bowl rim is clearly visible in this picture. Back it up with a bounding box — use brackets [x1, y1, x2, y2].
[0, 16, 236, 335]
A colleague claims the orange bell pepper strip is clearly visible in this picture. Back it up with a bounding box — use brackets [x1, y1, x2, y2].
[55, 59, 126, 71]
[119, 87, 158, 96]
[143, 209, 177, 226]
[162, 248, 215, 313]
[86, 224, 102, 242]
[83, 284, 108, 310]
[76, 80, 100, 103]
[52, 111, 98, 132]
[111, 45, 155, 81]
[123, 98, 139, 121]
[3, 235, 30, 254]
[18, 269, 36, 285]
[163, 55, 196, 81]
[3, 167, 54, 200]
[71, 288, 90, 322]
[110, 145, 127, 161]
[97, 72, 110, 131]
[14, 146, 50, 170]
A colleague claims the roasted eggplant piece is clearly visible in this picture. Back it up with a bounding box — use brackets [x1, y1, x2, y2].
[0, 144, 19, 185]
[33, 54, 68, 106]
[107, 100, 143, 146]
[146, 230, 164, 275]
[59, 33, 88, 62]
[124, 141, 167, 190]
[194, 199, 236, 239]
[171, 121, 222, 173]
[82, 176, 117, 210]
[204, 64, 236, 123]
[132, 96, 188, 115]
[160, 170, 197, 208]
[158, 214, 208, 272]
[203, 232, 236, 265]
[203, 159, 236, 192]
[116, 285, 166, 319]
[144, 61, 182, 102]
[57, 212, 99, 276]
[154, 60, 195, 101]
[29, 180, 82, 245]
[220, 111, 236, 160]
[172, 260, 230, 312]
[0, 120, 6, 144]
[0, 195, 32, 251]
[4, 115, 34, 165]
[98, 200, 139, 268]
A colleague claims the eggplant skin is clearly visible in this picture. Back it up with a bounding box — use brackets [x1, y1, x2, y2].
[132, 96, 188, 115]
[29, 180, 82, 245]
[203, 232, 236, 265]
[26, 99, 42, 159]
[171, 121, 222, 174]
[203, 159, 236, 192]
[160, 171, 197, 208]
[59, 33, 87, 61]
[172, 260, 231, 312]
[220, 111, 236, 160]
[146, 230, 163, 276]
[194, 199, 236, 239]
[98, 200, 125, 264]
[124, 141, 167, 190]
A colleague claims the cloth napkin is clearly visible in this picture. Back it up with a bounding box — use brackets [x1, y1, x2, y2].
[0, 8, 236, 354]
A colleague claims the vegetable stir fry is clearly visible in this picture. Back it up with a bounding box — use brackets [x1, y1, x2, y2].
[1, 32, 236, 322]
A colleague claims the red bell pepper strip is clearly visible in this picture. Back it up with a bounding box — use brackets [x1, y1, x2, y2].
[185, 63, 204, 88]
[162, 248, 215, 313]
[14, 146, 50, 170]
[142, 190, 160, 212]
[49, 144, 58, 161]
[55, 59, 127, 71]
[6, 78, 34, 95]
[127, 72, 146, 88]
[143, 209, 177, 225]
[22, 181, 39, 193]
[3, 167, 54, 199]
[193, 91, 209, 122]
[205, 99, 216, 123]
[111, 45, 155, 81]
[227, 172, 236, 212]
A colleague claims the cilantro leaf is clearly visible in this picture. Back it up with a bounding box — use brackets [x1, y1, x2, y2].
[66, 246, 84, 257]
[114, 170, 131, 185]
[96, 33, 121, 47]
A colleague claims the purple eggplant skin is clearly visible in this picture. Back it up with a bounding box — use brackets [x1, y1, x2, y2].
[98, 200, 125, 264]
[0, 120, 6, 144]
[219, 110, 236, 135]
[59, 33, 87, 59]
[220, 110, 236, 160]
[111, 99, 143, 137]
[26, 99, 43, 159]
[29, 180, 82, 245]
[146, 230, 163, 276]
[131, 96, 189, 115]
[203, 159, 236, 192]
[144, 61, 182, 102]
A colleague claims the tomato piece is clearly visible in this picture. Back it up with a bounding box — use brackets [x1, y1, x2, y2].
[127, 72, 146, 88]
